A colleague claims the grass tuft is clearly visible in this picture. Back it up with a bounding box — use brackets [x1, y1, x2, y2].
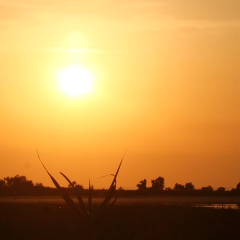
[37, 149, 124, 238]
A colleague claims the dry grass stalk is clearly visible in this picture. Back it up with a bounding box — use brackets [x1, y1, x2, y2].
[37, 150, 123, 238]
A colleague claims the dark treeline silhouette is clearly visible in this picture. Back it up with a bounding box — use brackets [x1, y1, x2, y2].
[0, 175, 83, 196]
[136, 176, 240, 196]
[0, 174, 240, 196]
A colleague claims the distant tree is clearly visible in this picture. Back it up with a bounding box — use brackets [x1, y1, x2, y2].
[118, 186, 124, 191]
[68, 181, 77, 188]
[236, 182, 240, 191]
[67, 181, 83, 190]
[137, 179, 147, 191]
[75, 184, 84, 190]
[3, 177, 13, 188]
[151, 177, 165, 191]
[201, 186, 213, 192]
[185, 182, 195, 191]
[35, 182, 44, 187]
[217, 187, 225, 192]
[174, 183, 185, 191]
[4, 175, 33, 189]
[0, 179, 6, 188]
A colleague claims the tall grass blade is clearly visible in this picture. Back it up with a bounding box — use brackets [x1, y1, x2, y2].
[93, 156, 123, 224]
[98, 158, 123, 208]
[60, 172, 88, 217]
[37, 150, 83, 218]
[88, 180, 92, 216]
[38, 147, 125, 234]
[92, 196, 118, 227]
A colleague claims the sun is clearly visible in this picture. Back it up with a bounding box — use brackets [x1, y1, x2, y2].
[57, 65, 94, 98]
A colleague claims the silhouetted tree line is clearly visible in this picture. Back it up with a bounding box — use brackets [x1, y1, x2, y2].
[0, 175, 84, 196]
[137, 177, 165, 193]
[136, 176, 240, 195]
[0, 175, 240, 196]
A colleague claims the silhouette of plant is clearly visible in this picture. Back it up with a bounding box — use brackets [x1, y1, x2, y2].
[217, 187, 225, 192]
[201, 186, 214, 192]
[185, 182, 195, 191]
[236, 182, 240, 191]
[174, 183, 185, 191]
[0, 179, 6, 188]
[151, 176, 165, 191]
[137, 179, 147, 191]
[37, 150, 124, 239]
[3, 175, 34, 189]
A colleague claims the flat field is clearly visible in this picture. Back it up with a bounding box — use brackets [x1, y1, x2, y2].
[0, 199, 240, 240]
[1, 195, 240, 205]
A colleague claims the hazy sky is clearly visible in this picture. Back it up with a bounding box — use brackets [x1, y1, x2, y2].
[0, 0, 239, 190]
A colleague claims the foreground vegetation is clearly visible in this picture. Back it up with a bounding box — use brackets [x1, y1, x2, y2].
[0, 203, 239, 240]
[1, 169, 240, 239]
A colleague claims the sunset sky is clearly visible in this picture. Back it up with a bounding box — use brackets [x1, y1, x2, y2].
[0, 0, 239, 190]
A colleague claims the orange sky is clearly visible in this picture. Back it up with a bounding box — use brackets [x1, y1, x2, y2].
[0, 0, 239, 190]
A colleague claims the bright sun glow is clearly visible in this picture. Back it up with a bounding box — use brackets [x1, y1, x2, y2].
[58, 65, 94, 97]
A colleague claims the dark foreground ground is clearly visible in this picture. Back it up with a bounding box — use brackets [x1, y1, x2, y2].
[0, 203, 240, 240]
